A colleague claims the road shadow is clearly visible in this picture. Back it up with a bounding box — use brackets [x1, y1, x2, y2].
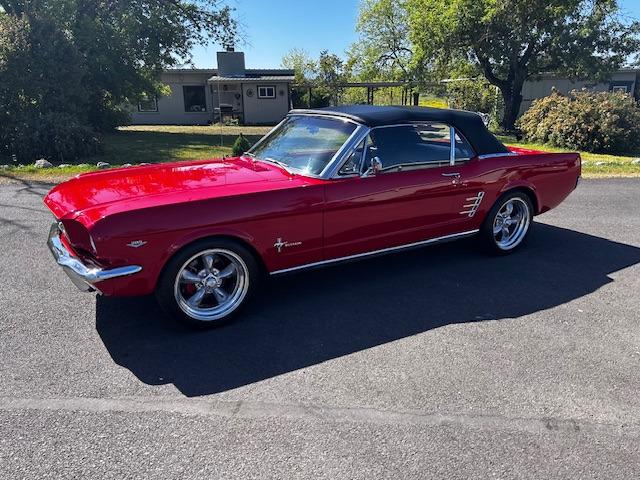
[96, 224, 640, 397]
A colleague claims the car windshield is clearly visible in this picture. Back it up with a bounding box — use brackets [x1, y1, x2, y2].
[248, 115, 357, 176]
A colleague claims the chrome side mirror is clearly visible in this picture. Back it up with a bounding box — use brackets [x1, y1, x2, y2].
[363, 156, 383, 177]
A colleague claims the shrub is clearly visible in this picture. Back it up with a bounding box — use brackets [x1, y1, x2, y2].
[445, 79, 501, 122]
[0, 14, 102, 163]
[518, 89, 640, 153]
[290, 87, 332, 108]
[231, 133, 252, 156]
[2, 112, 101, 163]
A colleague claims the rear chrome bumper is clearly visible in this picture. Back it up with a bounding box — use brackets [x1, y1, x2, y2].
[47, 223, 142, 293]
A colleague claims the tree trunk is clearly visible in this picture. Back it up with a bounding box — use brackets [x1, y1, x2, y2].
[500, 87, 524, 132]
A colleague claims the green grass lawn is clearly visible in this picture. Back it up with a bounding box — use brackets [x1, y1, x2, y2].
[1, 124, 638, 183]
[497, 135, 640, 177]
[0, 125, 271, 182]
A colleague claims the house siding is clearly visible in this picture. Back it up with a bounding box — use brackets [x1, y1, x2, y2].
[129, 54, 294, 126]
[131, 72, 215, 125]
[520, 71, 638, 115]
[242, 83, 291, 125]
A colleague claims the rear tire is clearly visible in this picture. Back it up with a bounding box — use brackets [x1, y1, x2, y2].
[479, 191, 533, 254]
[155, 238, 261, 328]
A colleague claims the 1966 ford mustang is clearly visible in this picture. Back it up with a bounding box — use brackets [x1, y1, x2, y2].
[45, 105, 581, 327]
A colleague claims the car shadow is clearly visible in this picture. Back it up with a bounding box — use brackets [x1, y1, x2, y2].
[96, 224, 640, 397]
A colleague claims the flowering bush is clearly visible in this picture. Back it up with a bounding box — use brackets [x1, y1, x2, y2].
[518, 89, 640, 153]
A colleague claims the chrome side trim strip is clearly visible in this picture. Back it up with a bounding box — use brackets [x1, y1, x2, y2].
[270, 229, 479, 275]
[477, 152, 518, 160]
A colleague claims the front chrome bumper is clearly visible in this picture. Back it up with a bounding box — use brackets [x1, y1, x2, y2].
[47, 223, 142, 293]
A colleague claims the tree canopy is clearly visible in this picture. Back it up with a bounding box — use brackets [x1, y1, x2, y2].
[407, 0, 640, 129]
[347, 0, 413, 82]
[0, 0, 236, 162]
[282, 49, 349, 107]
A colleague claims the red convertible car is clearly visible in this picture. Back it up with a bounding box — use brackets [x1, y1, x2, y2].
[45, 106, 581, 327]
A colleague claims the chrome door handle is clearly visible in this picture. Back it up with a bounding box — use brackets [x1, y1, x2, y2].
[441, 172, 460, 178]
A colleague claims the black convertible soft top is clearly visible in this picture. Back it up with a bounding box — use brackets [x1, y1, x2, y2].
[289, 105, 510, 156]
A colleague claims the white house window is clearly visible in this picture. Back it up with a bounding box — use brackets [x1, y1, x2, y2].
[138, 95, 158, 112]
[257, 85, 276, 99]
[183, 85, 207, 112]
[611, 85, 629, 94]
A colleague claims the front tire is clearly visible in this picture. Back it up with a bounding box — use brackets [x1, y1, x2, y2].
[155, 238, 261, 328]
[479, 191, 533, 254]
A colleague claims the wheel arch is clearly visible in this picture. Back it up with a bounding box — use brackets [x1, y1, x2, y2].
[156, 232, 268, 290]
[498, 183, 540, 215]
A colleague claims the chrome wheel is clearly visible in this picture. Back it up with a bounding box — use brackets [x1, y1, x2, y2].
[492, 197, 531, 251]
[173, 248, 249, 322]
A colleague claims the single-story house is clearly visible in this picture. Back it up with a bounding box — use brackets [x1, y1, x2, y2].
[520, 68, 639, 115]
[131, 50, 295, 125]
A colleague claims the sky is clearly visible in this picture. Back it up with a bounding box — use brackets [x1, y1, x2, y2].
[190, 0, 640, 69]
[190, 0, 360, 68]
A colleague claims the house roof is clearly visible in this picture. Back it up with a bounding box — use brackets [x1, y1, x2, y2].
[208, 75, 295, 83]
[165, 67, 294, 76]
[165, 69, 218, 74]
[290, 105, 509, 155]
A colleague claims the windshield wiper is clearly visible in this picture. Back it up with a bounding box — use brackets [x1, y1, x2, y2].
[244, 152, 295, 175]
[260, 156, 296, 175]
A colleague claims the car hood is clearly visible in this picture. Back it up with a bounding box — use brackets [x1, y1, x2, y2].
[44, 157, 315, 224]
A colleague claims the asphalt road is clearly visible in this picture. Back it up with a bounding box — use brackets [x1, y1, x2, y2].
[1, 178, 639, 479]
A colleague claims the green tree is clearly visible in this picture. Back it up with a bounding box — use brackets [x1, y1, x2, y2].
[348, 0, 413, 82]
[317, 50, 349, 106]
[0, 0, 236, 162]
[0, 14, 101, 162]
[281, 49, 346, 107]
[407, 0, 640, 130]
[281, 48, 316, 84]
[231, 133, 251, 156]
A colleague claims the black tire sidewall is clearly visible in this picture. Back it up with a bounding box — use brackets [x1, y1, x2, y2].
[480, 191, 533, 255]
[155, 238, 261, 328]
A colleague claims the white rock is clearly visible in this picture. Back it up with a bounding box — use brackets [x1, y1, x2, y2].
[121, 163, 133, 168]
[96, 162, 110, 169]
[58, 164, 72, 168]
[594, 161, 606, 166]
[0, 164, 9, 169]
[77, 163, 90, 167]
[34, 158, 53, 168]
[138, 162, 151, 166]
[632, 158, 640, 165]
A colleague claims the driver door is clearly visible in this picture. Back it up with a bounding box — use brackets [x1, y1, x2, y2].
[323, 123, 466, 260]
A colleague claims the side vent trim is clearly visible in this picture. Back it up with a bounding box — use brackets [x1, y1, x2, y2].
[460, 191, 485, 217]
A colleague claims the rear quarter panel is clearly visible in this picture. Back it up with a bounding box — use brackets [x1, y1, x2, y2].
[463, 149, 580, 229]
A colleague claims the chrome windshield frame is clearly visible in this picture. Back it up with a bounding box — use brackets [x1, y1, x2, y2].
[246, 113, 367, 180]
